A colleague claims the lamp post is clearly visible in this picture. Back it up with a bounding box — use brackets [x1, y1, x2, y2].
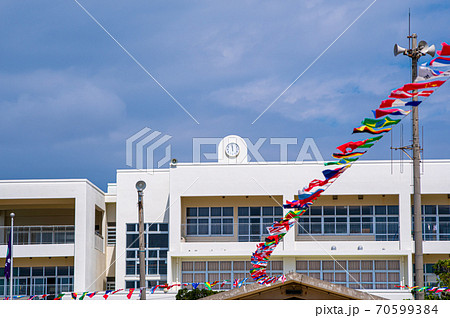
[394, 33, 435, 300]
[136, 181, 147, 300]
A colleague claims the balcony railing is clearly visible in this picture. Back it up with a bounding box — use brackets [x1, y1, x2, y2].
[0, 226, 75, 245]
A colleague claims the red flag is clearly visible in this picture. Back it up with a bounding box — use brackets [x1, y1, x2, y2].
[336, 140, 367, 154]
[400, 80, 446, 91]
[437, 42, 450, 56]
[389, 89, 433, 99]
[127, 288, 135, 299]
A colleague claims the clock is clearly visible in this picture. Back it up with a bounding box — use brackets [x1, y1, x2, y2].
[225, 142, 240, 157]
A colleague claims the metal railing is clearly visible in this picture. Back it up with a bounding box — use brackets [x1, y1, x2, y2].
[0, 226, 75, 245]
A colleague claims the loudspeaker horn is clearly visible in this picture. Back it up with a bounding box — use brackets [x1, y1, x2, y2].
[426, 44, 436, 57]
[394, 44, 407, 56]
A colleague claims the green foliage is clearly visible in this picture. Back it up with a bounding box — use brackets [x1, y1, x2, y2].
[175, 288, 221, 300]
[424, 259, 450, 300]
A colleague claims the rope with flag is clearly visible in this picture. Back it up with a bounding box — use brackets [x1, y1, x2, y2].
[249, 41, 450, 286]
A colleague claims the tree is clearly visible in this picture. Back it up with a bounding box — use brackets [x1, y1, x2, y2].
[424, 259, 450, 300]
[175, 288, 221, 300]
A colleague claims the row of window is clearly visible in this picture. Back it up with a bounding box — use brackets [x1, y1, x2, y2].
[413, 205, 450, 241]
[181, 260, 283, 290]
[298, 205, 399, 241]
[125, 223, 169, 277]
[0, 266, 74, 297]
[296, 260, 400, 290]
[184, 205, 450, 242]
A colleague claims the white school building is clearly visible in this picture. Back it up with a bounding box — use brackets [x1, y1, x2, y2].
[1, 135, 449, 300]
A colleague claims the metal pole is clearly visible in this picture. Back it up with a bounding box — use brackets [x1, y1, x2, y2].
[410, 33, 424, 300]
[10, 212, 14, 300]
[138, 191, 146, 300]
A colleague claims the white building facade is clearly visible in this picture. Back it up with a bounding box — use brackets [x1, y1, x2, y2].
[1, 136, 449, 300]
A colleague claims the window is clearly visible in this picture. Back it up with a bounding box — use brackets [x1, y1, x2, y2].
[296, 260, 400, 289]
[125, 223, 169, 285]
[181, 260, 283, 290]
[298, 205, 399, 241]
[106, 277, 115, 290]
[107, 222, 116, 246]
[186, 207, 233, 236]
[125, 280, 167, 289]
[412, 205, 450, 241]
[238, 206, 283, 242]
[0, 266, 74, 297]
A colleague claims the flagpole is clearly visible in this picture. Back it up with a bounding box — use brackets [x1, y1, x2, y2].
[9, 212, 14, 300]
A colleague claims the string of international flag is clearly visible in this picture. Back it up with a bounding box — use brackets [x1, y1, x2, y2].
[249, 42, 450, 288]
[1, 275, 286, 300]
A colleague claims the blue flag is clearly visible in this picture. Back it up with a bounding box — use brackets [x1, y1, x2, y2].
[4, 232, 11, 279]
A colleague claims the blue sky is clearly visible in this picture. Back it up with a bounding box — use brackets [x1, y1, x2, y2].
[0, 0, 449, 190]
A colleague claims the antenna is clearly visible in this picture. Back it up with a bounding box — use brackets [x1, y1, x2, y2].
[408, 9, 411, 48]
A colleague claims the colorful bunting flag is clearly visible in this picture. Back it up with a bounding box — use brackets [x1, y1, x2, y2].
[361, 116, 400, 128]
[127, 288, 135, 299]
[79, 292, 88, 300]
[379, 99, 422, 108]
[389, 89, 433, 99]
[437, 42, 450, 56]
[400, 80, 446, 91]
[372, 108, 411, 118]
[425, 56, 450, 67]
[103, 290, 112, 300]
[332, 151, 366, 159]
[416, 66, 450, 82]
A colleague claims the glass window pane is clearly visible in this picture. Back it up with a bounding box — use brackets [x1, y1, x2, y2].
[375, 206, 386, 215]
[211, 223, 221, 235]
[148, 261, 158, 275]
[349, 206, 361, 215]
[388, 206, 399, 215]
[362, 206, 373, 215]
[159, 223, 168, 232]
[186, 208, 197, 217]
[310, 207, 322, 216]
[425, 205, 437, 215]
[274, 207, 283, 216]
[222, 207, 233, 216]
[32, 267, 43, 277]
[211, 207, 221, 217]
[198, 208, 209, 217]
[438, 205, 450, 215]
[127, 234, 139, 248]
[127, 224, 136, 232]
[323, 206, 335, 215]
[250, 207, 261, 216]
[262, 207, 273, 216]
[57, 266, 68, 276]
[336, 206, 347, 215]
[149, 234, 169, 248]
[238, 207, 249, 216]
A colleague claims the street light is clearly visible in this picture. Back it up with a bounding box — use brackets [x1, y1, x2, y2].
[394, 33, 435, 300]
[136, 181, 147, 300]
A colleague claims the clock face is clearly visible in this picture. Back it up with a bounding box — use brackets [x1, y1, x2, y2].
[225, 142, 240, 157]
